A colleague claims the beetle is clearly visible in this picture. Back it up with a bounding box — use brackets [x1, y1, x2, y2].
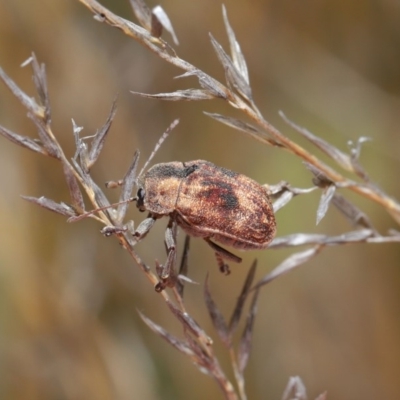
[132, 159, 276, 276]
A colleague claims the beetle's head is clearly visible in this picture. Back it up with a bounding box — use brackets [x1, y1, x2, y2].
[136, 187, 146, 212]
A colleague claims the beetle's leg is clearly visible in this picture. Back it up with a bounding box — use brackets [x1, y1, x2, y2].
[132, 213, 156, 242]
[204, 238, 242, 275]
[204, 238, 242, 263]
[154, 218, 178, 291]
[215, 252, 230, 275]
[159, 217, 177, 280]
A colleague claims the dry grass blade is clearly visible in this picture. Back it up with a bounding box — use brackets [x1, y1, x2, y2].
[316, 184, 336, 225]
[138, 311, 195, 357]
[269, 229, 380, 249]
[193, 70, 229, 99]
[27, 113, 60, 159]
[348, 137, 371, 181]
[152, 6, 179, 45]
[331, 194, 375, 229]
[350, 159, 370, 184]
[209, 34, 252, 101]
[204, 112, 281, 146]
[281, 376, 308, 400]
[270, 183, 317, 213]
[204, 112, 258, 133]
[131, 89, 215, 101]
[1, 59, 60, 158]
[83, 0, 157, 46]
[325, 229, 374, 244]
[306, 160, 400, 225]
[183, 332, 213, 372]
[177, 70, 229, 99]
[150, 10, 163, 39]
[229, 260, 257, 335]
[177, 235, 190, 297]
[307, 164, 376, 228]
[0, 125, 46, 155]
[129, 0, 152, 30]
[272, 190, 294, 212]
[73, 123, 91, 173]
[269, 234, 327, 248]
[72, 160, 111, 212]
[204, 275, 230, 347]
[306, 162, 333, 187]
[254, 246, 322, 290]
[280, 111, 352, 171]
[222, 5, 249, 85]
[367, 233, 400, 243]
[29, 54, 51, 123]
[238, 288, 260, 375]
[285, 185, 318, 196]
[0, 66, 44, 119]
[87, 98, 117, 169]
[116, 150, 140, 223]
[267, 181, 288, 196]
[21, 196, 75, 217]
[182, 332, 238, 400]
[62, 159, 85, 212]
[349, 136, 370, 161]
[166, 300, 212, 345]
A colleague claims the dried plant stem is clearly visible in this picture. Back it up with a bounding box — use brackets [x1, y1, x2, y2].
[229, 347, 247, 400]
[78, 0, 400, 225]
[213, 370, 238, 400]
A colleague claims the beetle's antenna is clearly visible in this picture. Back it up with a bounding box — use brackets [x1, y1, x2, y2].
[137, 119, 180, 181]
[67, 197, 136, 222]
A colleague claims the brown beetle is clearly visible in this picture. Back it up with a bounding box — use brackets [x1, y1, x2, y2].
[133, 159, 276, 275]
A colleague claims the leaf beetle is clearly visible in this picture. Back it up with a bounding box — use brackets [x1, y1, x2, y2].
[132, 158, 276, 275]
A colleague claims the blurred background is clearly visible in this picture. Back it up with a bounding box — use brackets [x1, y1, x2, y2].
[1, 0, 400, 399]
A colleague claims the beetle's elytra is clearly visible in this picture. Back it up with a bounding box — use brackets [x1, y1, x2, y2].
[133, 160, 276, 275]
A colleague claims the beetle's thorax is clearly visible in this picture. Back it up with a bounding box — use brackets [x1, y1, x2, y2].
[141, 162, 186, 215]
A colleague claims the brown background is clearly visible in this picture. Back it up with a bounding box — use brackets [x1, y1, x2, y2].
[1, 0, 400, 399]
